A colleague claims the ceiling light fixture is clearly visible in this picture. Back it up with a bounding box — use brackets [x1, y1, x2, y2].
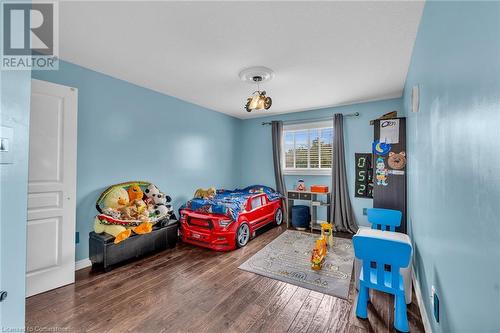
[239, 67, 274, 113]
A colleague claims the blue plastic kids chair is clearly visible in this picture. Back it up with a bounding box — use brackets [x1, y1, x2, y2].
[353, 235, 412, 332]
[367, 208, 402, 231]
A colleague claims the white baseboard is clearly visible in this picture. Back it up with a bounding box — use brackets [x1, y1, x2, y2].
[75, 258, 92, 271]
[412, 266, 433, 333]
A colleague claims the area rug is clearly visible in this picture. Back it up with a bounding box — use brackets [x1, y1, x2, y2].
[239, 230, 354, 299]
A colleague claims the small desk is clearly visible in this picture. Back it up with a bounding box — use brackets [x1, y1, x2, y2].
[286, 190, 332, 232]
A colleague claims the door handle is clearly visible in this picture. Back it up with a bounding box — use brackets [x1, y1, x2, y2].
[0, 291, 7, 302]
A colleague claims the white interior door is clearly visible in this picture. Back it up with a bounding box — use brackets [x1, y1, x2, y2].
[26, 79, 77, 297]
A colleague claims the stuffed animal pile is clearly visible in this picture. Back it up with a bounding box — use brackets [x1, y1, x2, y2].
[94, 182, 173, 244]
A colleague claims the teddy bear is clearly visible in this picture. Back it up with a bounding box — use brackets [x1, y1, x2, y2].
[387, 151, 406, 170]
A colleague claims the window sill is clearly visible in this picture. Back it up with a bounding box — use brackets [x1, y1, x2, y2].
[283, 169, 332, 176]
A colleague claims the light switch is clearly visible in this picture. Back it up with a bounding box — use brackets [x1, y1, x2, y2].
[0, 137, 9, 152]
[0, 126, 14, 164]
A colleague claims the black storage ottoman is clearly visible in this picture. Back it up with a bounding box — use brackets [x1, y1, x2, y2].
[89, 219, 178, 271]
[291, 205, 311, 230]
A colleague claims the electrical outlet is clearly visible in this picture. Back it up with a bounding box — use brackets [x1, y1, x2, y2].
[434, 292, 440, 323]
[75, 231, 79, 244]
[0, 126, 14, 164]
[363, 208, 368, 216]
[431, 285, 440, 323]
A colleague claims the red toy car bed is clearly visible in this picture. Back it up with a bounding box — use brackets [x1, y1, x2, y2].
[179, 187, 283, 251]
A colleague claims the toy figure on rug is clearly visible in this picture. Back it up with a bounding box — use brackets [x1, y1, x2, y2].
[321, 223, 334, 248]
[194, 187, 216, 199]
[311, 236, 328, 270]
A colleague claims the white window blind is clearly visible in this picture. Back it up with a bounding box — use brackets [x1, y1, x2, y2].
[282, 121, 333, 175]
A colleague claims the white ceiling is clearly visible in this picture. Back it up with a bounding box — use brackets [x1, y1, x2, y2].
[59, 1, 424, 119]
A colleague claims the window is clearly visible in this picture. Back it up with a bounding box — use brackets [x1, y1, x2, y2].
[282, 121, 333, 175]
[251, 196, 263, 209]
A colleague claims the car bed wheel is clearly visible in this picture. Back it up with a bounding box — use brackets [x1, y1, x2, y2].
[274, 208, 283, 226]
[236, 223, 250, 248]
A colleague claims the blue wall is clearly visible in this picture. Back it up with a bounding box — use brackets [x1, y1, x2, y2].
[403, 1, 500, 331]
[240, 98, 403, 227]
[33, 61, 243, 261]
[0, 70, 31, 328]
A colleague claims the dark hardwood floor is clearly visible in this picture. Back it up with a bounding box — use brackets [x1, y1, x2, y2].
[26, 225, 425, 333]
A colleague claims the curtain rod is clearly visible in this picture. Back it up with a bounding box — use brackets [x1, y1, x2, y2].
[261, 112, 360, 126]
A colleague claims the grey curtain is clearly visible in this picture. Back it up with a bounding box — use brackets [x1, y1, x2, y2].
[271, 121, 287, 220]
[331, 114, 358, 233]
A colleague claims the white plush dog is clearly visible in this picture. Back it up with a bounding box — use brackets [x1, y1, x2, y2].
[144, 184, 160, 198]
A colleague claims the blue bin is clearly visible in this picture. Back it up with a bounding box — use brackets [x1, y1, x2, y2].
[291, 205, 311, 229]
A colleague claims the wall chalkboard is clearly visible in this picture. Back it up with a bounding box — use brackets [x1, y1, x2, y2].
[373, 117, 407, 233]
[355, 153, 373, 198]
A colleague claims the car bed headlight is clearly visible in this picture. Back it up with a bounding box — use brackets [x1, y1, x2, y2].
[218, 219, 232, 227]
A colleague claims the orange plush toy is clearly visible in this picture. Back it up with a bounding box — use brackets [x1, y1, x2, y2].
[128, 185, 150, 235]
[114, 229, 132, 244]
[128, 184, 144, 201]
[133, 222, 153, 235]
